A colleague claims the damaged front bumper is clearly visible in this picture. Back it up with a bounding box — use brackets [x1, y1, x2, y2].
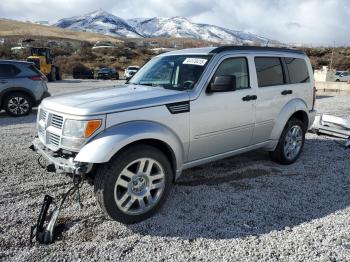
[31, 138, 92, 175]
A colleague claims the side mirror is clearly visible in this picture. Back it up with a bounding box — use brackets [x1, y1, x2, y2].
[207, 75, 236, 93]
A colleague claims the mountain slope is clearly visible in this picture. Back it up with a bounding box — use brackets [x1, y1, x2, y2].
[55, 10, 275, 44]
[55, 9, 142, 38]
[0, 18, 122, 43]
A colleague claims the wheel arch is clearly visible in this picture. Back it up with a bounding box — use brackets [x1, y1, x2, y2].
[0, 87, 35, 109]
[269, 98, 309, 142]
[75, 121, 185, 180]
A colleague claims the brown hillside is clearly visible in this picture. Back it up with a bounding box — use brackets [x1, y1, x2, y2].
[0, 19, 122, 43]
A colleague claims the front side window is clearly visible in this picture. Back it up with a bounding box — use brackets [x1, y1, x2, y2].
[285, 57, 310, 83]
[212, 57, 249, 90]
[129, 55, 211, 90]
[255, 57, 285, 87]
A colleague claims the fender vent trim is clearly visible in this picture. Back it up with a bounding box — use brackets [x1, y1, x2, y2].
[166, 101, 190, 114]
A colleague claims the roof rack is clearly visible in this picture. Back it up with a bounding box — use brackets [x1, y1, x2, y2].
[210, 46, 305, 55]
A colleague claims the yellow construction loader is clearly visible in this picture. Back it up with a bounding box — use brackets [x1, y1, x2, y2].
[27, 47, 61, 81]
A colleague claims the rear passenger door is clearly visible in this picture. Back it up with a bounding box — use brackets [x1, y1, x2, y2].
[0, 64, 17, 91]
[252, 57, 290, 144]
[252, 56, 311, 144]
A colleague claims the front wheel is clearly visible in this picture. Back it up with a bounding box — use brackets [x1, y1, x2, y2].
[94, 145, 173, 223]
[269, 118, 306, 164]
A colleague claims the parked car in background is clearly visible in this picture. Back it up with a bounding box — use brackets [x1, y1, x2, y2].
[124, 66, 140, 79]
[0, 60, 50, 117]
[32, 46, 316, 223]
[72, 64, 94, 79]
[335, 71, 350, 82]
[97, 67, 119, 80]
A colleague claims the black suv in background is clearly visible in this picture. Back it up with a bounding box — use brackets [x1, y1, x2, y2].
[97, 67, 119, 80]
[0, 60, 50, 117]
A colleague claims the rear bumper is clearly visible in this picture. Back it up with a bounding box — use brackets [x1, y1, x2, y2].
[31, 137, 92, 174]
[35, 91, 51, 106]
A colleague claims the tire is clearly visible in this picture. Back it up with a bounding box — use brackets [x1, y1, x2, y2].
[269, 118, 306, 164]
[48, 67, 56, 82]
[4, 92, 33, 117]
[336, 79, 340, 82]
[94, 144, 173, 224]
[55, 67, 62, 81]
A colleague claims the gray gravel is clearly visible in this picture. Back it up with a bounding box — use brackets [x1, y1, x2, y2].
[0, 81, 349, 261]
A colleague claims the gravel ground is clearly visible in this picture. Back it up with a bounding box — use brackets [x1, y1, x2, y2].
[0, 81, 349, 261]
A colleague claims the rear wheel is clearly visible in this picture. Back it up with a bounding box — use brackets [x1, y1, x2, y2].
[55, 66, 62, 80]
[94, 145, 173, 223]
[4, 92, 32, 117]
[269, 118, 306, 164]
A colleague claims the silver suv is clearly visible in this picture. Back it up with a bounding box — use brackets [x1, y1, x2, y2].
[31, 46, 316, 223]
[0, 60, 50, 116]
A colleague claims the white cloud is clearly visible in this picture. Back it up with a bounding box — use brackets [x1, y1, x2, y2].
[0, 0, 349, 46]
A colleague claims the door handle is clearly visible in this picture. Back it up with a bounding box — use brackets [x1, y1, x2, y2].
[281, 90, 293, 95]
[242, 95, 257, 101]
[0, 80, 8, 84]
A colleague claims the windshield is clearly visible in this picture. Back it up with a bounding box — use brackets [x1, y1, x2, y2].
[128, 67, 139, 70]
[129, 55, 211, 90]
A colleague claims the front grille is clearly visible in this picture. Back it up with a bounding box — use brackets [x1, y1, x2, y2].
[48, 132, 60, 146]
[37, 108, 64, 151]
[51, 114, 63, 129]
[38, 125, 45, 137]
[40, 109, 47, 121]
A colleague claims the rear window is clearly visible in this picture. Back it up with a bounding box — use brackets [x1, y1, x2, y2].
[0, 64, 21, 77]
[255, 57, 285, 87]
[285, 57, 310, 83]
[128, 67, 139, 70]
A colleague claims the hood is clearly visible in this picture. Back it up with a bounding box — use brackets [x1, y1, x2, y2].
[41, 84, 190, 116]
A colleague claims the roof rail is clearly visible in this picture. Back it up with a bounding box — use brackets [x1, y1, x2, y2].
[210, 45, 305, 55]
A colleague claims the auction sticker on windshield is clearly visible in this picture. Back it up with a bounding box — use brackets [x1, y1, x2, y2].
[183, 58, 208, 66]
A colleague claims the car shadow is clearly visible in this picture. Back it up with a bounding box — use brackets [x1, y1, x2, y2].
[127, 137, 350, 240]
[0, 109, 37, 127]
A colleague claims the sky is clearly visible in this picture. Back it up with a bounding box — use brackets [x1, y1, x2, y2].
[0, 0, 349, 46]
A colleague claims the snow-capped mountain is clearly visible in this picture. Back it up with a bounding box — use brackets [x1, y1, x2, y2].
[55, 10, 142, 38]
[55, 10, 274, 44]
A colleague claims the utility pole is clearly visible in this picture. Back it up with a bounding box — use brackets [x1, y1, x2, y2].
[330, 40, 335, 70]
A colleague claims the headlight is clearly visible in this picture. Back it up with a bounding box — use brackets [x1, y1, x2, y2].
[62, 119, 102, 150]
[63, 119, 101, 138]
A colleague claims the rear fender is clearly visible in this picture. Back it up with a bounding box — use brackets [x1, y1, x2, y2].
[269, 98, 309, 143]
[75, 121, 185, 173]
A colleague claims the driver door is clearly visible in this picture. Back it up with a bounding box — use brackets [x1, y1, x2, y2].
[188, 56, 256, 161]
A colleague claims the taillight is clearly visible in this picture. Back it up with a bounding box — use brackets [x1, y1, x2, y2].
[29, 75, 47, 81]
[312, 86, 317, 110]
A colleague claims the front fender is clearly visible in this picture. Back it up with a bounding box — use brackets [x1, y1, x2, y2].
[74, 121, 185, 172]
[269, 98, 309, 141]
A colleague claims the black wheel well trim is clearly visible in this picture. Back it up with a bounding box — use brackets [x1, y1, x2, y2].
[114, 139, 177, 182]
[0, 87, 36, 109]
[289, 110, 309, 130]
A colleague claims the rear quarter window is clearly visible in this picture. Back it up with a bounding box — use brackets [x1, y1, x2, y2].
[285, 57, 310, 83]
[28, 64, 42, 76]
[254, 57, 285, 87]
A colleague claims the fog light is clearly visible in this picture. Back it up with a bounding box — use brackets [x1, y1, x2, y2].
[61, 137, 86, 150]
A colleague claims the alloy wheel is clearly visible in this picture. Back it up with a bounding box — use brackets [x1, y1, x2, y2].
[284, 125, 303, 160]
[114, 158, 166, 215]
[7, 97, 30, 115]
